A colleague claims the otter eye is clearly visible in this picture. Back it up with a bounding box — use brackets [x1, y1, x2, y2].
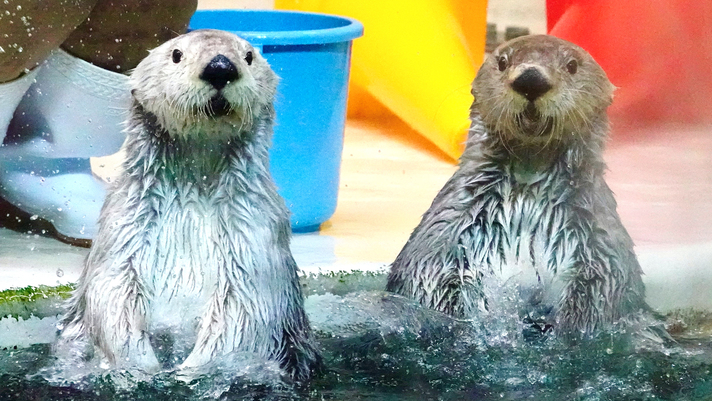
[172, 49, 183, 64]
[497, 55, 509, 72]
[566, 59, 578, 74]
[245, 51, 253, 66]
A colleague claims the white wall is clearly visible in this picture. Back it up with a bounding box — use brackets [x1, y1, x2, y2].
[487, 0, 547, 34]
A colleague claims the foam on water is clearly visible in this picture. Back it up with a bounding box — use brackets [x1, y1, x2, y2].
[0, 315, 58, 348]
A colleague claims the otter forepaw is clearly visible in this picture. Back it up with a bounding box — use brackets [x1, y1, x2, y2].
[522, 316, 554, 342]
[113, 335, 161, 374]
[173, 364, 205, 384]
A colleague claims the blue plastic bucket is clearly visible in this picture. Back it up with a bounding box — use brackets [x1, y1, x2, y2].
[189, 10, 363, 232]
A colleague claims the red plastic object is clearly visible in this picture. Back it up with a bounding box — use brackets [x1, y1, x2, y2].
[548, 0, 712, 128]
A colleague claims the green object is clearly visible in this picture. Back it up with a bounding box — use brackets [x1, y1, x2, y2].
[0, 284, 73, 319]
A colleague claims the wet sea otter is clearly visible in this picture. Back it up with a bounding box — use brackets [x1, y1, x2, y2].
[387, 35, 648, 337]
[55, 29, 320, 383]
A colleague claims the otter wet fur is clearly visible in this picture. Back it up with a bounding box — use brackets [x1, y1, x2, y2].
[56, 29, 320, 383]
[387, 35, 649, 338]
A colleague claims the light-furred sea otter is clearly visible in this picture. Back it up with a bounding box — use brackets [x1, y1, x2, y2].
[387, 35, 650, 338]
[55, 29, 320, 383]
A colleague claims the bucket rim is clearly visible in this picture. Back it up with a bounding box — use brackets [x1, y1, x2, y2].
[189, 9, 364, 46]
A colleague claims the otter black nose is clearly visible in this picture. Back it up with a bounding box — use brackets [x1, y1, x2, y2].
[511, 67, 552, 102]
[200, 54, 239, 90]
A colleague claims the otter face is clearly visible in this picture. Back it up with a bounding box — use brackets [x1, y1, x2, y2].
[473, 35, 615, 144]
[130, 29, 278, 140]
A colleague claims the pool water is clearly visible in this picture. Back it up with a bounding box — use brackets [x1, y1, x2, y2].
[1, 272, 712, 401]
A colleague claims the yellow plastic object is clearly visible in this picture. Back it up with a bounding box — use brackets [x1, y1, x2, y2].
[275, 0, 488, 160]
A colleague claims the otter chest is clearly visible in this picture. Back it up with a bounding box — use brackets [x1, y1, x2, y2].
[138, 197, 220, 328]
[466, 175, 573, 313]
[135, 181, 268, 328]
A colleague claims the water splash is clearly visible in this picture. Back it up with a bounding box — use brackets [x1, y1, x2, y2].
[0, 277, 711, 399]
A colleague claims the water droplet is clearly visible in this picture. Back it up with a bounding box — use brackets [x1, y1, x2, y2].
[56, 269, 64, 277]
[29, 214, 38, 220]
[57, 207, 62, 212]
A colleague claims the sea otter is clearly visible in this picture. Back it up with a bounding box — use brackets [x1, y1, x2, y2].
[387, 35, 647, 337]
[55, 29, 320, 383]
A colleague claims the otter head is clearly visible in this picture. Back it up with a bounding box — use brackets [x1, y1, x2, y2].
[130, 29, 278, 141]
[473, 35, 615, 146]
